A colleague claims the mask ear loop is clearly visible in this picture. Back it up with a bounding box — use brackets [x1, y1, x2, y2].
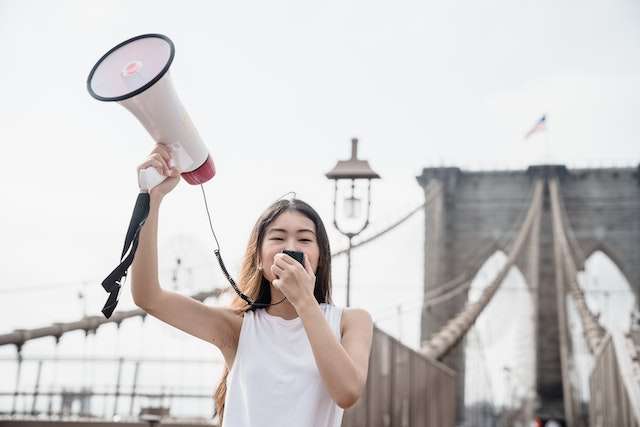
[200, 184, 287, 308]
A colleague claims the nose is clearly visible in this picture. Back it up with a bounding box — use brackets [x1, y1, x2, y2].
[284, 237, 299, 251]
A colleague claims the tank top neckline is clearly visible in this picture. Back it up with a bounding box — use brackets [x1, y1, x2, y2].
[259, 303, 330, 327]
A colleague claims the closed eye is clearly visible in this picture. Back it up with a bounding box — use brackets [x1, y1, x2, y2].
[269, 237, 312, 242]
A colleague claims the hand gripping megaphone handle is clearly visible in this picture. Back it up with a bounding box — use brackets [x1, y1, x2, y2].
[138, 166, 167, 191]
[137, 143, 191, 191]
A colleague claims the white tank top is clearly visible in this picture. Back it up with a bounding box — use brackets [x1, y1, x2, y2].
[222, 303, 345, 427]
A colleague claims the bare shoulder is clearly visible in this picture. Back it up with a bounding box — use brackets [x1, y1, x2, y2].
[340, 307, 373, 337]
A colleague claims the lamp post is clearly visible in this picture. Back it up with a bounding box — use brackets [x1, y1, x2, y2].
[325, 137, 380, 307]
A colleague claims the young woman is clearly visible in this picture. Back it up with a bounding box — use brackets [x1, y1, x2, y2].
[131, 144, 374, 427]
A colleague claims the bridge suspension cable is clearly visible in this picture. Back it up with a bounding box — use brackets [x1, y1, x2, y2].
[369, 181, 542, 327]
[0, 288, 228, 348]
[421, 179, 544, 360]
[330, 185, 442, 257]
[549, 178, 605, 354]
[346, 180, 540, 325]
[420, 180, 538, 305]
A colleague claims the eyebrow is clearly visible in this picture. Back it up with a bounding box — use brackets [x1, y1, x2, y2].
[267, 228, 316, 235]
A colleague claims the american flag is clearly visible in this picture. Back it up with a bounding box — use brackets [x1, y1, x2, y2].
[524, 114, 546, 139]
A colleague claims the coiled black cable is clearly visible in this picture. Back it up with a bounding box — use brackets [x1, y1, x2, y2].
[200, 184, 287, 308]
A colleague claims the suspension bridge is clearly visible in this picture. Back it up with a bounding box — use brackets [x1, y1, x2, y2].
[1, 164, 639, 427]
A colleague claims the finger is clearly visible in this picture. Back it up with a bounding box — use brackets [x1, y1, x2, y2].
[151, 150, 172, 172]
[139, 159, 168, 176]
[277, 253, 296, 265]
[303, 253, 314, 275]
[271, 263, 284, 276]
[150, 152, 169, 167]
[149, 153, 170, 175]
[274, 257, 296, 273]
[152, 144, 172, 162]
[272, 278, 281, 289]
[152, 159, 169, 176]
[150, 160, 173, 177]
[273, 255, 287, 267]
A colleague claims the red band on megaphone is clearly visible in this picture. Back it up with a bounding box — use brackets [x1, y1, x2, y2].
[181, 155, 216, 185]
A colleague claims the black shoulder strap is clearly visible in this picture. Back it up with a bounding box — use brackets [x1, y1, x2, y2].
[100, 192, 150, 318]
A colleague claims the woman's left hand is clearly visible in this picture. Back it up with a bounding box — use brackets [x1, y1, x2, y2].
[271, 252, 316, 310]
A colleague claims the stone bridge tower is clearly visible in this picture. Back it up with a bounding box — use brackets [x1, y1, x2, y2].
[417, 164, 640, 420]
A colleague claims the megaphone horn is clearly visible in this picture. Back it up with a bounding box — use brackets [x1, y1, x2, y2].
[87, 33, 215, 191]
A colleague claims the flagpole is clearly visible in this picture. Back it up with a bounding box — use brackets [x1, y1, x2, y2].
[545, 116, 552, 164]
[543, 124, 550, 164]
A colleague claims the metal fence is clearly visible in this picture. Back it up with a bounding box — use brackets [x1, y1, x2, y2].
[0, 356, 220, 422]
[342, 326, 456, 427]
[589, 332, 640, 427]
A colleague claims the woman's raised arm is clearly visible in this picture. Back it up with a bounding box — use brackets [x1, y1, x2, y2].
[130, 144, 242, 366]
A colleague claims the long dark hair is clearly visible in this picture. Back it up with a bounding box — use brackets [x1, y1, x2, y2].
[213, 198, 333, 423]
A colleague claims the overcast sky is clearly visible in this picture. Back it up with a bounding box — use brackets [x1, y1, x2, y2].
[1, 0, 638, 410]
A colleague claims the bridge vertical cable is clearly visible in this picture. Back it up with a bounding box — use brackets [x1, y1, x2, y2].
[549, 178, 605, 354]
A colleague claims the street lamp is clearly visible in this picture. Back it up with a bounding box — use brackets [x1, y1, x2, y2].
[325, 137, 380, 307]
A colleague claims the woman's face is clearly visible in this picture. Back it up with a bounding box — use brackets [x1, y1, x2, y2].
[259, 210, 320, 283]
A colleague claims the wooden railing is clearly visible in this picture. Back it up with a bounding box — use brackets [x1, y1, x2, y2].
[342, 327, 456, 427]
[589, 331, 640, 427]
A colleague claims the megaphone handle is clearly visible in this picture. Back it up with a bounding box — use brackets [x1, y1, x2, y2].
[138, 166, 167, 191]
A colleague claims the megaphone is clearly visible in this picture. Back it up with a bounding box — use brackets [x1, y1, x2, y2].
[88, 33, 218, 319]
[87, 33, 215, 190]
